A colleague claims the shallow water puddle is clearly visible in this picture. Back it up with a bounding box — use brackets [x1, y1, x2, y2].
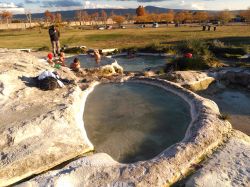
[84, 82, 191, 163]
[199, 88, 250, 135]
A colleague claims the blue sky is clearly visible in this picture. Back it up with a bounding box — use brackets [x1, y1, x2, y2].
[1, 0, 250, 14]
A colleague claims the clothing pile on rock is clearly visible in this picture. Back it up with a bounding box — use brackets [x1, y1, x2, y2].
[36, 70, 65, 90]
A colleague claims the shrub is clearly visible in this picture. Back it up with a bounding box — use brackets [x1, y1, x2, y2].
[121, 46, 138, 53]
[139, 43, 175, 54]
[210, 40, 226, 48]
[208, 40, 247, 59]
[167, 56, 210, 71]
[120, 43, 176, 54]
[167, 39, 220, 71]
[175, 39, 211, 57]
[63, 47, 86, 54]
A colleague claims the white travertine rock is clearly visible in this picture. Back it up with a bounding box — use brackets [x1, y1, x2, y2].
[2, 50, 248, 187]
[100, 61, 123, 76]
[186, 131, 250, 187]
[163, 71, 215, 91]
[17, 77, 233, 187]
[0, 50, 93, 186]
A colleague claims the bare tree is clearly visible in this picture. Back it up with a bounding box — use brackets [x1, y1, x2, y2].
[82, 11, 89, 25]
[90, 12, 99, 25]
[100, 10, 108, 25]
[76, 10, 83, 25]
[25, 10, 32, 28]
[124, 13, 134, 23]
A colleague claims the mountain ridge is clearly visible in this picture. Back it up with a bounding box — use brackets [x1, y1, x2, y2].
[13, 6, 243, 20]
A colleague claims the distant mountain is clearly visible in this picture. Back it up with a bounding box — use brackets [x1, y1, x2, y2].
[13, 6, 177, 20]
[13, 6, 243, 21]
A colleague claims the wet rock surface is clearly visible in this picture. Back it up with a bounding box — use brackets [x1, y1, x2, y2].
[214, 68, 250, 89]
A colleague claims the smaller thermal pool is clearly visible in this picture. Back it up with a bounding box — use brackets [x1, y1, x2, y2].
[84, 82, 191, 163]
[114, 55, 167, 72]
[65, 55, 113, 69]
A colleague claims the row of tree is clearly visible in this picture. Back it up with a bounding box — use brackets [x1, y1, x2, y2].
[135, 6, 250, 23]
[240, 8, 250, 22]
[75, 10, 127, 25]
[1, 6, 250, 27]
[74, 6, 250, 25]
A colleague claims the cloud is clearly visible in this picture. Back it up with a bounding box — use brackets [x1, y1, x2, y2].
[137, 0, 166, 2]
[25, 0, 40, 3]
[0, 2, 20, 8]
[191, 3, 205, 10]
[42, 0, 82, 8]
[117, 0, 166, 1]
[83, 1, 124, 9]
[0, 2, 25, 14]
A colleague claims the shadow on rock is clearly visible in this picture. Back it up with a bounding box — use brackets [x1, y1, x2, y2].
[19, 76, 38, 88]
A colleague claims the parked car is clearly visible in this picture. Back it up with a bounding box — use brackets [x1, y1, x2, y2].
[152, 22, 159, 28]
[97, 26, 105, 30]
[137, 24, 146, 28]
[120, 25, 126, 29]
[106, 25, 112, 30]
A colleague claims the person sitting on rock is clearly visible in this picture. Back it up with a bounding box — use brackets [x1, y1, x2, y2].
[47, 52, 54, 66]
[56, 52, 66, 67]
[70, 57, 81, 72]
[93, 49, 101, 65]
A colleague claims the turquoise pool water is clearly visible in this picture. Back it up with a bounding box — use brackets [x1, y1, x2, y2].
[84, 82, 191, 163]
[114, 55, 167, 72]
[65, 55, 167, 72]
[65, 55, 111, 69]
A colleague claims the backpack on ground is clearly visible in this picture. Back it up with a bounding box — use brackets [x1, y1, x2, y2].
[37, 76, 59, 90]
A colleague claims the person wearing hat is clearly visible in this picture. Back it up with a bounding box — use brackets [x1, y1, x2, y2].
[49, 25, 60, 57]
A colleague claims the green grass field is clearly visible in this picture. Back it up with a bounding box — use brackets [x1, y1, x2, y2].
[0, 25, 250, 50]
